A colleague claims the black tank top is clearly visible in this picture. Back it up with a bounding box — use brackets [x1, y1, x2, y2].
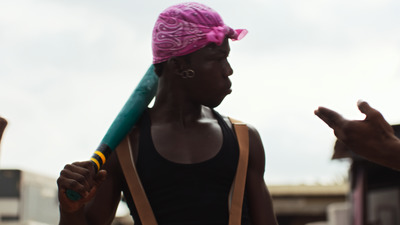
[122, 110, 249, 225]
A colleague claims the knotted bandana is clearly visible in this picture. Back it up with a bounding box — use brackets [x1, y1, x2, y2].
[152, 2, 247, 64]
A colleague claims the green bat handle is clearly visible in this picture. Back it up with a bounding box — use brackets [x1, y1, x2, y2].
[66, 65, 158, 201]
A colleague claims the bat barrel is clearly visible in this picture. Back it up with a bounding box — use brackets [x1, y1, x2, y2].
[101, 65, 158, 151]
[66, 65, 158, 201]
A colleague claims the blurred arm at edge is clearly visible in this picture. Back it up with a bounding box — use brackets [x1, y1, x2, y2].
[0, 117, 7, 144]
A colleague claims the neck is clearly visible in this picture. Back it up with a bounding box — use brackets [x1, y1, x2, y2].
[150, 84, 209, 127]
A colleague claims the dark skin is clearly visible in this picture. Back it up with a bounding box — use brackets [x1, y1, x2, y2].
[0, 117, 6, 144]
[57, 38, 278, 225]
[315, 100, 400, 170]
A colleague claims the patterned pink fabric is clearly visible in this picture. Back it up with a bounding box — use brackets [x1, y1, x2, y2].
[152, 2, 248, 64]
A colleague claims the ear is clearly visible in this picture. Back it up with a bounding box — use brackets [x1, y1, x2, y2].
[166, 56, 190, 75]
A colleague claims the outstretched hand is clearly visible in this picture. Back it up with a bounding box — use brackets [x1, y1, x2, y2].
[314, 101, 400, 170]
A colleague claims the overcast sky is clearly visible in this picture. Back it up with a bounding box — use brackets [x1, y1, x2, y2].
[1, 0, 400, 185]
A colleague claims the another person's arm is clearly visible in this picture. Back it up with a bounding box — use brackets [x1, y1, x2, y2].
[57, 152, 123, 225]
[314, 100, 400, 170]
[0, 116, 7, 143]
[246, 124, 278, 225]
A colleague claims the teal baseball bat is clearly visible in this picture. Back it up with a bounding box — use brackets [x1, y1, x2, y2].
[66, 65, 158, 200]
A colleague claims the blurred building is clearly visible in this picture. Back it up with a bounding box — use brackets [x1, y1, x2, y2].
[347, 158, 400, 225]
[0, 169, 135, 225]
[269, 183, 348, 225]
[0, 169, 59, 225]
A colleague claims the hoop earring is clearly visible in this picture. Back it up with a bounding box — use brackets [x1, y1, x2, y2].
[180, 69, 195, 79]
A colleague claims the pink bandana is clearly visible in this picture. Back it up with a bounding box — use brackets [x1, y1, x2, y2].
[152, 2, 248, 64]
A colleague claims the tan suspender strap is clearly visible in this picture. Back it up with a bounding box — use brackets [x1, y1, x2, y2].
[228, 117, 250, 225]
[116, 136, 158, 225]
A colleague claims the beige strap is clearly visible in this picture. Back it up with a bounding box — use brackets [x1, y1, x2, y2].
[116, 136, 158, 225]
[228, 117, 249, 225]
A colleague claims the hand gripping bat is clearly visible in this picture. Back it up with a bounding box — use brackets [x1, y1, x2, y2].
[66, 65, 158, 200]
